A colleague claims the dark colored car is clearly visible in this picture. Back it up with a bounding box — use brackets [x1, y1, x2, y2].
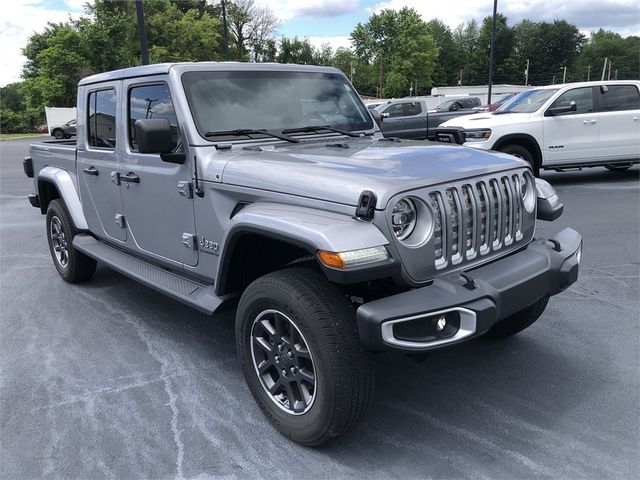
[51, 119, 76, 139]
[374, 97, 480, 140]
[473, 93, 517, 112]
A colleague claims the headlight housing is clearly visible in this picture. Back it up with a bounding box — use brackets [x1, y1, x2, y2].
[391, 197, 434, 247]
[463, 129, 492, 142]
[520, 172, 536, 212]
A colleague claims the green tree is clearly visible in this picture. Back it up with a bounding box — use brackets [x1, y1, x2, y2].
[573, 29, 639, 81]
[276, 37, 316, 64]
[426, 19, 460, 87]
[351, 7, 437, 97]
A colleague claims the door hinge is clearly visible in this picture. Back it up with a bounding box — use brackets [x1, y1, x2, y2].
[177, 181, 193, 199]
[110, 171, 121, 185]
[182, 233, 196, 250]
[115, 214, 126, 228]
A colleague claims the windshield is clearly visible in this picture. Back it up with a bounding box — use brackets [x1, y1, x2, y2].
[496, 89, 558, 113]
[182, 71, 373, 139]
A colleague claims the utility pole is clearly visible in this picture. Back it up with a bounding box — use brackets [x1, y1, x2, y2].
[458, 69, 463, 86]
[601, 57, 608, 81]
[487, 0, 498, 104]
[552, 75, 556, 85]
[221, 0, 229, 60]
[607, 60, 612, 80]
[587, 65, 591, 81]
[135, 0, 149, 65]
[524, 59, 529, 85]
[562, 65, 567, 84]
[614, 68, 618, 80]
[350, 61, 354, 83]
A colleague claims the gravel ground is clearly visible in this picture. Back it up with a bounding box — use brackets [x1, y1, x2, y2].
[1, 137, 638, 479]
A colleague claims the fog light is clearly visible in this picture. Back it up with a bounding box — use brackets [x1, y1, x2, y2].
[436, 316, 447, 332]
[432, 312, 460, 338]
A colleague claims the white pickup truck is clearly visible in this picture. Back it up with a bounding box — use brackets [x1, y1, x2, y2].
[435, 81, 640, 175]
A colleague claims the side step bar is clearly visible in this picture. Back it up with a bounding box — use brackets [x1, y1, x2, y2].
[73, 234, 224, 315]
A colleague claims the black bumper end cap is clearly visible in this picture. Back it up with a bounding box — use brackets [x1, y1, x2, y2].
[23, 156, 34, 178]
[28, 194, 40, 208]
[537, 198, 564, 221]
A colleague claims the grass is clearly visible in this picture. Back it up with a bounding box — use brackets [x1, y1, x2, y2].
[0, 133, 48, 141]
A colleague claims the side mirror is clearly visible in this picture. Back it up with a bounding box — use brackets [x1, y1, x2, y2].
[535, 178, 564, 221]
[371, 109, 382, 126]
[135, 118, 173, 154]
[134, 119, 184, 164]
[546, 100, 577, 116]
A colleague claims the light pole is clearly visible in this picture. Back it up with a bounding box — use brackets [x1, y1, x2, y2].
[524, 59, 529, 85]
[562, 65, 567, 84]
[487, 0, 498, 104]
[221, 0, 230, 60]
[135, 0, 149, 65]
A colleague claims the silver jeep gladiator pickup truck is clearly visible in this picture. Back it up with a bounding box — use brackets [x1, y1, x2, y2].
[24, 62, 582, 446]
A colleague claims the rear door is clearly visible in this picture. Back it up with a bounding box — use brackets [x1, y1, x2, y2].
[77, 84, 127, 242]
[597, 84, 640, 161]
[119, 79, 198, 267]
[380, 102, 426, 139]
[542, 86, 600, 165]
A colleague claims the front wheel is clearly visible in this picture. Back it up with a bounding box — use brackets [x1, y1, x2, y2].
[236, 267, 374, 446]
[485, 295, 549, 338]
[52, 129, 64, 140]
[498, 144, 539, 176]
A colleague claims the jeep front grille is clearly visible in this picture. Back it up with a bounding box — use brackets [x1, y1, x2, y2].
[429, 174, 526, 270]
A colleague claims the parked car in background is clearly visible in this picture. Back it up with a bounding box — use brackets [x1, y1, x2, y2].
[51, 119, 76, 139]
[435, 80, 640, 175]
[374, 97, 479, 140]
[24, 61, 581, 446]
[473, 93, 517, 112]
[433, 97, 481, 112]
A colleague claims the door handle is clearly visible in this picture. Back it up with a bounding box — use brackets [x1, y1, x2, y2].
[83, 166, 99, 176]
[583, 119, 597, 125]
[120, 172, 140, 183]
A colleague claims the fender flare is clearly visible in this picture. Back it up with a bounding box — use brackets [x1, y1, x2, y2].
[38, 166, 88, 230]
[215, 203, 393, 294]
[492, 133, 543, 169]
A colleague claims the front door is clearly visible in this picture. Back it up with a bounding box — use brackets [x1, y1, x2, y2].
[120, 80, 198, 267]
[542, 86, 600, 165]
[77, 85, 127, 242]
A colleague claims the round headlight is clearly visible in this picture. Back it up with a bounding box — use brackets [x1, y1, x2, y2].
[391, 197, 434, 246]
[392, 198, 417, 240]
[520, 173, 536, 212]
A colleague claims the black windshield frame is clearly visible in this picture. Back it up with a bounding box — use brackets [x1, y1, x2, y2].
[182, 70, 374, 142]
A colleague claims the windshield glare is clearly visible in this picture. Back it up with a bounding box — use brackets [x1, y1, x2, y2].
[496, 88, 558, 113]
[182, 71, 373, 138]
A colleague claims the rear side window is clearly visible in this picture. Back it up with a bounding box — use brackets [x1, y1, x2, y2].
[601, 85, 640, 112]
[403, 102, 422, 116]
[128, 83, 179, 151]
[550, 87, 594, 115]
[87, 89, 117, 149]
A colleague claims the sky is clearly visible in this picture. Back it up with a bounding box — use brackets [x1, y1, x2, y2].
[1, 0, 638, 87]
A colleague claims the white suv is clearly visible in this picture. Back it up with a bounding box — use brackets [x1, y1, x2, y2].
[436, 81, 640, 175]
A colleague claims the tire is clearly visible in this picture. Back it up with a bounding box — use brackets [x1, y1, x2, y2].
[499, 144, 539, 176]
[46, 199, 97, 283]
[604, 164, 631, 171]
[236, 267, 375, 446]
[485, 295, 549, 338]
[52, 129, 64, 140]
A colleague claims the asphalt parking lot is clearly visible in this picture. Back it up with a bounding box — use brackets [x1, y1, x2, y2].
[1, 137, 638, 479]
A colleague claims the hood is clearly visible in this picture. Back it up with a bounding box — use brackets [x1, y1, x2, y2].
[219, 139, 527, 208]
[440, 112, 532, 129]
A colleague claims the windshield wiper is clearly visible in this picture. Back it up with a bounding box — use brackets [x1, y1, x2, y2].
[204, 129, 298, 143]
[281, 125, 360, 137]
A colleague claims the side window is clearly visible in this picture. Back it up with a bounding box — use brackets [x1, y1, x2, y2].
[550, 87, 594, 115]
[403, 102, 422, 116]
[87, 89, 117, 149]
[601, 85, 640, 112]
[129, 83, 179, 151]
[383, 103, 405, 118]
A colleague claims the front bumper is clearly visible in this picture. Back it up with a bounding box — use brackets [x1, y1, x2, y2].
[356, 228, 582, 352]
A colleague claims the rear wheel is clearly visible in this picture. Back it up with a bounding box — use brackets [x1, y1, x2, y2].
[604, 164, 632, 171]
[236, 267, 374, 446]
[485, 295, 549, 338]
[52, 129, 64, 140]
[499, 144, 539, 176]
[46, 199, 96, 283]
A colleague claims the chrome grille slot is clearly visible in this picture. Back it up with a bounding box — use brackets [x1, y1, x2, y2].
[424, 171, 530, 271]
